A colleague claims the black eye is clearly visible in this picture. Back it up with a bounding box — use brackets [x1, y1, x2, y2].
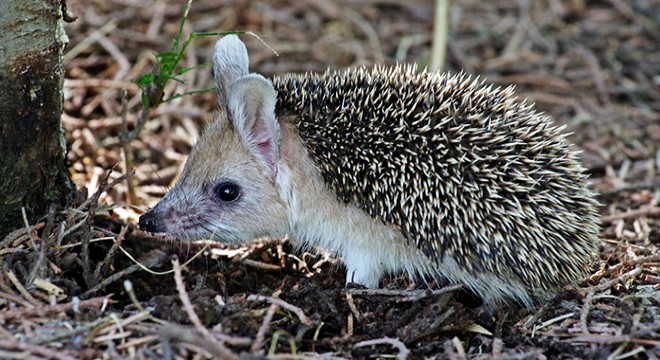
[214, 182, 241, 202]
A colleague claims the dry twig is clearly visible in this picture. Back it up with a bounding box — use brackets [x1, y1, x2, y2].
[247, 294, 313, 326]
[0, 339, 78, 360]
[601, 207, 660, 223]
[1, 295, 111, 322]
[251, 302, 279, 352]
[171, 259, 240, 360]
[354, 337, 410, 360]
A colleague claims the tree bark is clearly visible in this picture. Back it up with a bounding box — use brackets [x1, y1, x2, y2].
[0, 0, 74, 236]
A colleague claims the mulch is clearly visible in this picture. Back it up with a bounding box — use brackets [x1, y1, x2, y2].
[1, 0, 658, 358]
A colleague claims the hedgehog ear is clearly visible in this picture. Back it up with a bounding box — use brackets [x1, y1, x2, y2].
[213, 35, 249, 108]
[227, 74, 281, 178]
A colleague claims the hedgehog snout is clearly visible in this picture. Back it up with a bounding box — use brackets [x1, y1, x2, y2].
[139, 209, 162, 233]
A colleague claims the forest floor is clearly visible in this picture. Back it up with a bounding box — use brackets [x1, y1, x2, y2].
[1, 0, 659, 358]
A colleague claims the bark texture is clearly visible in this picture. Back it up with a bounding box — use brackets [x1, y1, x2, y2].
[0, 0, 74, 235]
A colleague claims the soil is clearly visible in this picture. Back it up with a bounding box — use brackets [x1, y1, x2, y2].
[1, 0, 658, 359]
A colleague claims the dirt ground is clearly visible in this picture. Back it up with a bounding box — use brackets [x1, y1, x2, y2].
[1, 0, 659, 358]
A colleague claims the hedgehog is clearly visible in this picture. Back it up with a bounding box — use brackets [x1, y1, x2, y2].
[139, 35, 601, 307]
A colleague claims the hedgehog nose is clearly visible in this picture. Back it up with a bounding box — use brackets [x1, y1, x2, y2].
[139, 211, 159, 233]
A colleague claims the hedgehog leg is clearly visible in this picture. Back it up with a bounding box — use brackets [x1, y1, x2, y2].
[343, 250, 385, 287]
[340, 230, 440, 288]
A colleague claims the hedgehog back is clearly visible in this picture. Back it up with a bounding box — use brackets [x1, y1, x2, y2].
[272, 66, 600, 291]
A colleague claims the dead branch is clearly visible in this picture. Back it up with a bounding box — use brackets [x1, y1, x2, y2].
[354, 337, 410, 360]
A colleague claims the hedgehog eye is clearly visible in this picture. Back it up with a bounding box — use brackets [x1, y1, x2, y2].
[214, 181, 241, 203]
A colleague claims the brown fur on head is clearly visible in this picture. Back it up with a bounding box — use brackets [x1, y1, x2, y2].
[138, 36, 288, 243]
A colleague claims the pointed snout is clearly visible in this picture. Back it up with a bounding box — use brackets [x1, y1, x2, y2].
[138, 209, 161, 233]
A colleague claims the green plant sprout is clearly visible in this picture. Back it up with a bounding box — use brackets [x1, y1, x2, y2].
[133, 2, 242, 111]
[121, 0, 274, 205]
[121, 0, 258, 146]
[121, 0, 243, 206]
[130, 0, 275, 134]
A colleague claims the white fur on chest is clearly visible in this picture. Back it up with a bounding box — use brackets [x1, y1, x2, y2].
[275, 130, 436, 287]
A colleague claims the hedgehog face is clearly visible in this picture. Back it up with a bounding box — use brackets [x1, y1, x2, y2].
[139, 35, 289, 243]
[139, 106, 289, 243]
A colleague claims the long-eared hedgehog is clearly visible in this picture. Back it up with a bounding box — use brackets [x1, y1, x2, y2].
[139, 35, 601, 307]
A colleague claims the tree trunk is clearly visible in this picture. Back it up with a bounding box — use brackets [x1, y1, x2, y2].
[0, 0, 74, 236]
